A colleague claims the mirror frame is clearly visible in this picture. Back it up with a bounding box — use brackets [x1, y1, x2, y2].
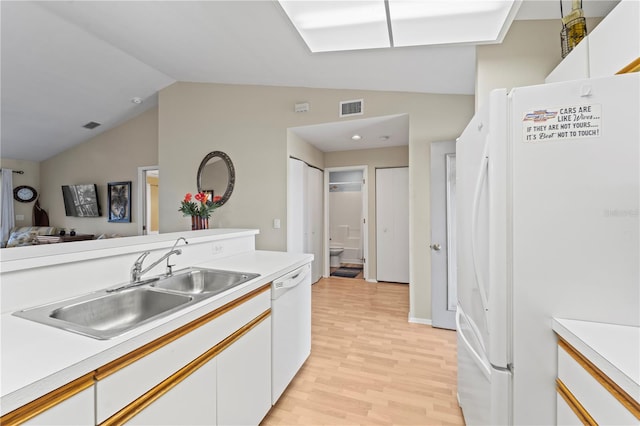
[196, 151, 235, 207]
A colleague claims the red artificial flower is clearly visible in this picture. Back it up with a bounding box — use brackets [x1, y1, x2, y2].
[184, 193, 192, 202]
[213, 195, 222, 203]
[194, 192, 205, 202]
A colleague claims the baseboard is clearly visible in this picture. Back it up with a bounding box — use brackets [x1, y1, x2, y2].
[408, 315, 432, 325]
[366, 278, 377, 283]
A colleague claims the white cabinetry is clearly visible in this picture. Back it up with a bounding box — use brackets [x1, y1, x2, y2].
[546, 0, 640, 83]
[127, 359, 217, 426]
[217, 319, 272, 425]
[23, 385, 94, 426]
[545, 37, 590, 84]
[553, 319, 640, 426]
[96, 288, 271, 426]
[588, 0, 640, 77]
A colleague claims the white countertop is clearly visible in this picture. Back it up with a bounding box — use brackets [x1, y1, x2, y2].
[552, 318, 640, 404]
[1, 250, 312, 415]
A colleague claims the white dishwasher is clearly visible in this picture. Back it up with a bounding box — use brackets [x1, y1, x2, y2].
[271, 263, 312, 404]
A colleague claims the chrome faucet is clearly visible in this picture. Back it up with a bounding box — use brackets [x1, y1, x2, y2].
[165, 237, 188, 276]
[130, 237, 189, 283]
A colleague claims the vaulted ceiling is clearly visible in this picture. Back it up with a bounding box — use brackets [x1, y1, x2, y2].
[1, 1, 618, 161]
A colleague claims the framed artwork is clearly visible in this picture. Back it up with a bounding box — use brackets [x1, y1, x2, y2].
[108, 181, 132, 223]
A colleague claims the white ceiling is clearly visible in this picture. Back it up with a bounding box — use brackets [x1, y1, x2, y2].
[1, 1, 619, 162]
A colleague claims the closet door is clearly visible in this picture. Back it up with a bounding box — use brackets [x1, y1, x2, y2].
[287, 158, 306, 253]
[376, 167, 409, 283]
[306, 167, 323, 283]
[288, 158, 323, 283]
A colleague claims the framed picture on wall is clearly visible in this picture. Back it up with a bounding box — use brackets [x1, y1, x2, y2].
[107, 181, 132, 223]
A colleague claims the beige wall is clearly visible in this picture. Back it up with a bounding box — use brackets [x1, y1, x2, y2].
[475, 18, 602, 110]
[39, 107, 158, 237]
[159, 82, 474, 321]
[0, 158, 41, 228]
[287, 130, 324, 170]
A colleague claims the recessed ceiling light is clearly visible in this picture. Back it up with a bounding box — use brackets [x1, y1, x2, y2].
[352, 134, 363, 141]
[131, 97, 143, 104]
[379, 135, 390, 141]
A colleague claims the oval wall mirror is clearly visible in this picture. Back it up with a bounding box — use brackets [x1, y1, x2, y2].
[196, 151, 235, 207]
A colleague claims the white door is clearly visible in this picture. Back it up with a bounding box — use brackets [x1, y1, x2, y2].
[287, 158, 305, 253]
[288, 158, 323, 283]
[430, 140, 457, 330]
[376, 167, 409, 283]
[306, 167, 323, 283]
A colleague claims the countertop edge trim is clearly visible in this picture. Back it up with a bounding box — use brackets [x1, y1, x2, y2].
[558, 337, 640, 419]
[617, 57, 640, 74]
[95, 282, 271, 381]
[0, 372, 95, 426]
[100, 309, 271, 426]
[556, 377, 597, 426]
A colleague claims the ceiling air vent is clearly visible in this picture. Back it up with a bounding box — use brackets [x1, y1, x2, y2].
[83, 121, 101, 130]
[339, 99, 363, 117]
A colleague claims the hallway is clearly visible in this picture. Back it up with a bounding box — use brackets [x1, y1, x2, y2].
[262, 277, 463, 425]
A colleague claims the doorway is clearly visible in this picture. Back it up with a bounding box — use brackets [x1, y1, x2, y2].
[324, 166, 368, 281]
[137, 166, 159, 235]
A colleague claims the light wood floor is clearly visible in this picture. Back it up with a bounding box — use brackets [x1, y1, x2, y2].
[262, 277, 463, 425]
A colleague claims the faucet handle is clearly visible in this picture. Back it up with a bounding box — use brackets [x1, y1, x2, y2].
[134, 251, 151, 266]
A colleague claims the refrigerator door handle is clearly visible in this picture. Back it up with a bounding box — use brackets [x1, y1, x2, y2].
[456, 307, 491, 379]
[471, 142, 490, 318]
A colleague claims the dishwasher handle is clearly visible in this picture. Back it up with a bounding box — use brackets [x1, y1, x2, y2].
[273, 264, 310, 291]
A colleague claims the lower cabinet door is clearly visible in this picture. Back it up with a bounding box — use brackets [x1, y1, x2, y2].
[217, 318, 272, 426]
[126, 359, 217, 426]
[24, 385, 94, 426]
[556, 393, 584, 426]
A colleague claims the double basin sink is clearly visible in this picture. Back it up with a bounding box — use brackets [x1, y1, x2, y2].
[13, 267, 260, 340]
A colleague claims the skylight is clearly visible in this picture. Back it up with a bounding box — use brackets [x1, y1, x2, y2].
[278, 0, 520, 52]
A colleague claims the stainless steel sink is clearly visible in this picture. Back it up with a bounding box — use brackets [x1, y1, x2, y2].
[14, 288, 193, 340]
[13, 267, 260, 340]
[152, 267, 260, 295]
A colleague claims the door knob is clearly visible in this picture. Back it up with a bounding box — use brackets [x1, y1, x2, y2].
[430, 243, 441, 251]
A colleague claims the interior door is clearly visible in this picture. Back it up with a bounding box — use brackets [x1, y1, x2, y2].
[287, 158, 305, 253]
[430, 140, 457, 330]
[306, 167, 323, 283]
[376, 167, 409, 283]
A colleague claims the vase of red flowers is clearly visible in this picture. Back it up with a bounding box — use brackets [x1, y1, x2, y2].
[179, 192, 221, 230]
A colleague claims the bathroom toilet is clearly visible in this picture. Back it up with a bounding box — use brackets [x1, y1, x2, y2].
[329, 246, 344, 268]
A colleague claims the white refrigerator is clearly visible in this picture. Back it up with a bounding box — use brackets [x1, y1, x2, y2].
[456, 73, 639, 425]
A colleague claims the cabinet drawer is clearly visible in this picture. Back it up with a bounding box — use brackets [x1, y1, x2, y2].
[558, 343, 638, 425]
[23, 385, 94, 426]
[96, 289, 270, 424]
[556, 392, 584, 426]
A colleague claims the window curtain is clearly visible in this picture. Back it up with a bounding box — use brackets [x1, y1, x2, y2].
[1, 169, 16, 242]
